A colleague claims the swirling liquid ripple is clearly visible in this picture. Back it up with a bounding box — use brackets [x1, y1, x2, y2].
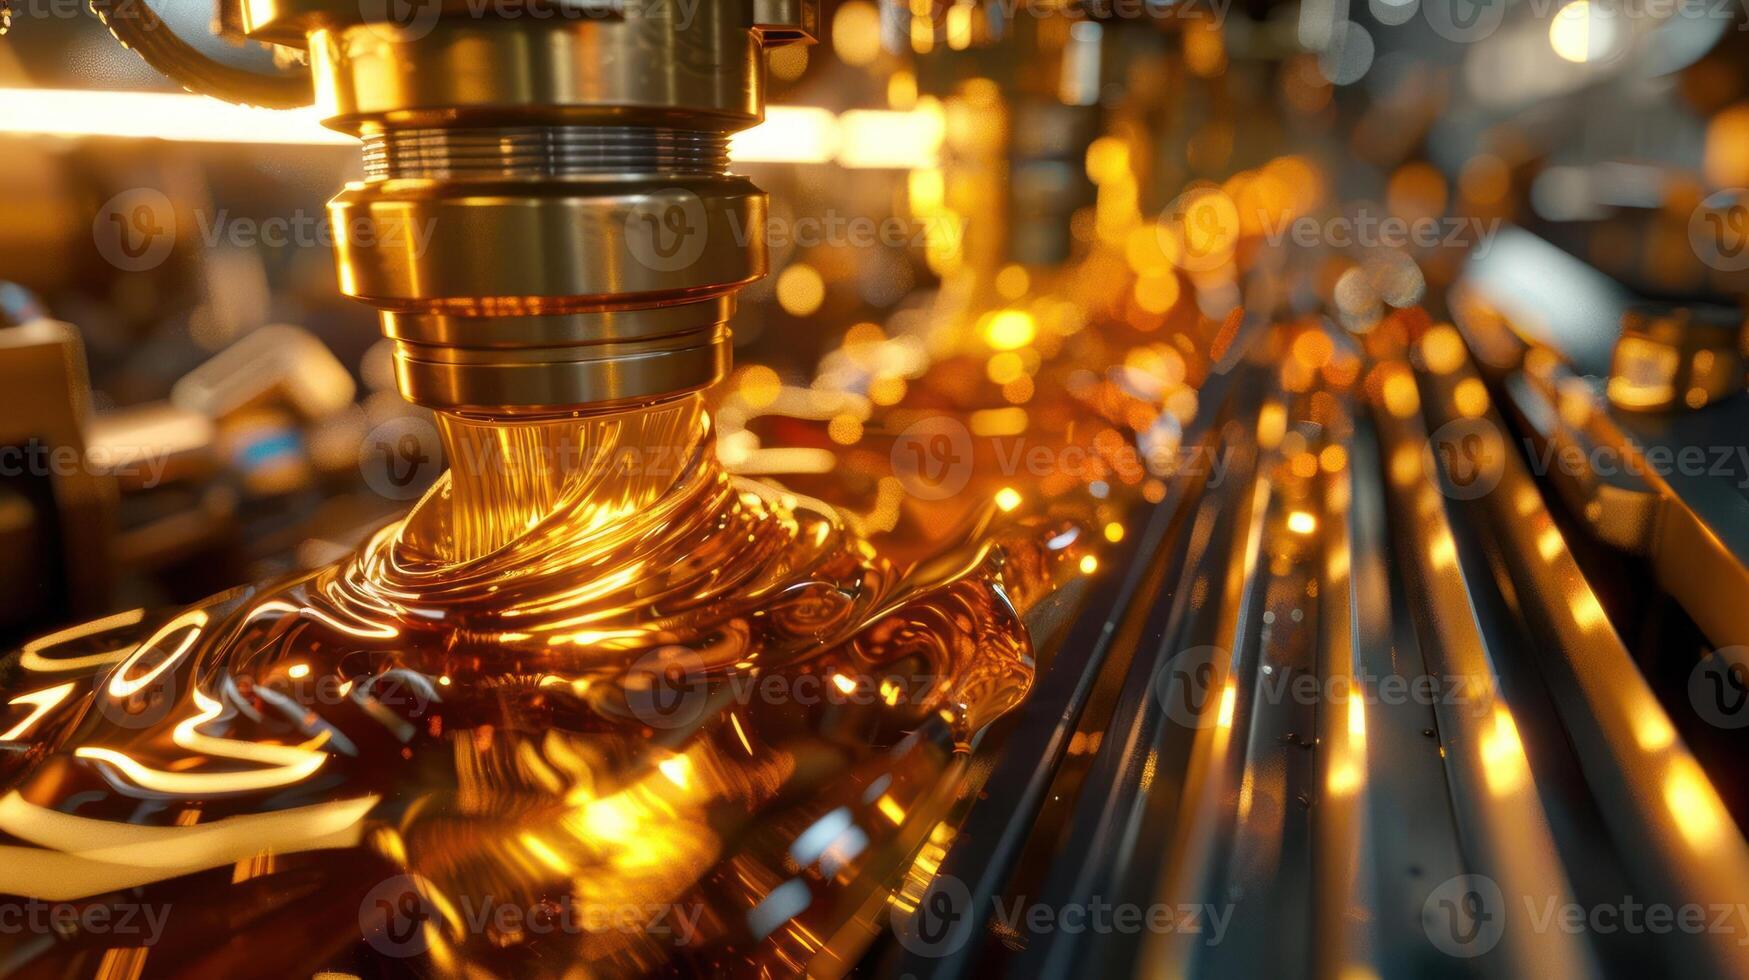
[0, 393, 1089, 977]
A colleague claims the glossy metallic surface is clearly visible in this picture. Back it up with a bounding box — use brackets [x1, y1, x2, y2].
[234, 1, 814, 414]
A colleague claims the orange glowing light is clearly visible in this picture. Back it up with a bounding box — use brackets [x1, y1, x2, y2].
[1, 683, 75, 742]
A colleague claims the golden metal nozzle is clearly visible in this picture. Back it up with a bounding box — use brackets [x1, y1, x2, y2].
[234, 0, 814, 414]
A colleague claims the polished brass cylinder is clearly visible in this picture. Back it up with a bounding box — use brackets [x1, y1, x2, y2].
[235, 0, 813, 414]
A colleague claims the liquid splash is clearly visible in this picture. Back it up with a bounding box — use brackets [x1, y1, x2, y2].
[0, 394, 1088, 976]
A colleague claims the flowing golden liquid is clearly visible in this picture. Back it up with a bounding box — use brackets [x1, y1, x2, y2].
[0, 394, 1088, 976]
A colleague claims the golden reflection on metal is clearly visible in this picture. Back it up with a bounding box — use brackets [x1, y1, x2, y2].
[18, 607, 145, 673]
[1427, 527, 1458, 571]
[1325, 759, 1363, 798]
[0, 371, 1110, 970]
[1607, 335, 1680, 410]
[0, 81, 1282, 966]
[0, 682, 74, 741]
[1326, 680, 1367, 799]
[0, 792, 378, 900]
[1569, 589, 1609, 632]
[1216, 678, 1238, 730]
[1633, 708, 1677, 753]
[1665, 758, 1732, 852]
[106, 608, 208, 699]
[1479, 707, 1532, 800]
[93, 945, 148, 980]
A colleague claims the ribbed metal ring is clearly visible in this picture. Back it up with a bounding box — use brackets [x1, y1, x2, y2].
[361, 126, 732, 180]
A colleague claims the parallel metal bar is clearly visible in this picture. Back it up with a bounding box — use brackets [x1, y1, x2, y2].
[1375, 358, 1600, 978]
[1135, 412, 1278, 979]
[1010, 381, 1271, 978]
[1314, 404, 1472, 979]
[1419, 345, 1749, 977]
[880, 363, 1246, 979]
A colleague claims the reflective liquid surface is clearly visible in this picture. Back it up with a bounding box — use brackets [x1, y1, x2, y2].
[0, 395, 1091, 977]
